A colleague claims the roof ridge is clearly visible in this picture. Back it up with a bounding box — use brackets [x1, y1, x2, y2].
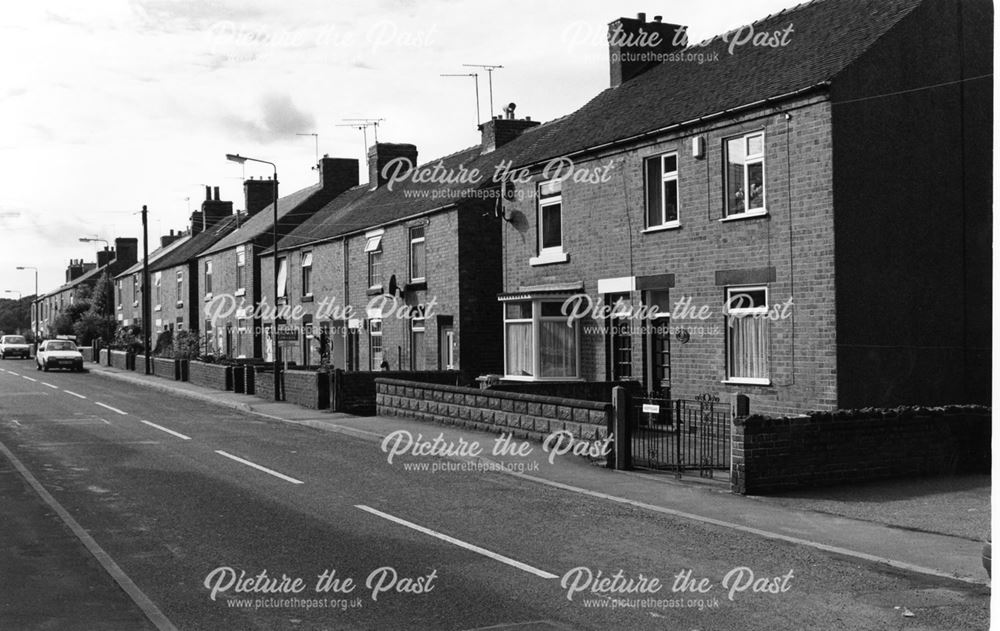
[689, 0, 828, 49]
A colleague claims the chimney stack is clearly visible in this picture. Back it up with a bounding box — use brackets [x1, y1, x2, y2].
[193, 185, 233, 236]
[160, 228, 183, 248]
[367, 143, 418, 189]
[318, 154, 360, 195]
[97, 246, 115, 268]
[608, 13, 685, 87]
[244, 177, 275, 217]
[479, 102, 540, 154]
[114, 237, 139, 267]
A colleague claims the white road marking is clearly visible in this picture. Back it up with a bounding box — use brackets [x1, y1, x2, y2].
[8, 371, 19, 376]
[22, 376, 37, 382]
[355, 504, 559, 580]
[41, 382, 58, 389]
[140, 420, 191, 441]
[214, 450, 303, 485]
[95, 401, 127, 415]
[63, 390, 87, 399]
[0, 439, 178, 631]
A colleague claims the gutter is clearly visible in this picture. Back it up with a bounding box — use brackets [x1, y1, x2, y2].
[517, 82, 832, 171]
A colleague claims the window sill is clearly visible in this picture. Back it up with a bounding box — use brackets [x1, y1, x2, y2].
[720, 210, 768, 223]
[235, 288, 246, 297]
[529, 250, 569, 266]
[405, 280, 427, 291]
[203, 293, 213, 302]
[366, 286, 383, 297]
[154, 305, 161, 312]
[722, 378, 771, 386]
[642, 222, 681, 234]
[301, 295, 314, 303]
[176, 301, 184, 308]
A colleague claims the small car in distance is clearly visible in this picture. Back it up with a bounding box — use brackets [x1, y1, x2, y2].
[0, 335, 31, 359]
[36, 339, 84, 372]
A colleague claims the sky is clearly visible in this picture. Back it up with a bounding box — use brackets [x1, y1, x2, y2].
[0, 0, 795, 296]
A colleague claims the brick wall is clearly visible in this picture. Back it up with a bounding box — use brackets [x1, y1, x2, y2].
[110, 350, 129, 370]
[282, 369, 329, 409]
[152, 357, 179, 380]
[731, 406, 991, 495]
[334, 370, 460, 415]
[376, 378, 613, 443]
[499, 95, 837, 417]
[187, 360, 232, 391]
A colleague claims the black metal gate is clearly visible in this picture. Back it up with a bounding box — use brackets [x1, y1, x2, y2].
[627, 395, 731, 478]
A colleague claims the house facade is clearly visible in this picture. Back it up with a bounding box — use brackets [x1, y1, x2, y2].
[495, 0, 991, 416]
[37, 237, 137, 337]
[196, 157, 359, 359]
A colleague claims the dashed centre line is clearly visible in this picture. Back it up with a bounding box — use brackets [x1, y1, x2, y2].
[63, 390, 87, 399]
[95, 401, 128, 415]
[355, 504, 559, 580]
[140, 420, 191, 441]
[41, 382, 58, 389]
[214, 450, 303, 485]
[22, 376, 37, 382]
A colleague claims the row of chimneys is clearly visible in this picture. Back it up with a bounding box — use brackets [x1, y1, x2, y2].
[90, 13, 675, 257]
[65, 238, 139, 282]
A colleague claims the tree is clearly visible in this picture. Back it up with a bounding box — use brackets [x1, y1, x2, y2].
[90, 271, 115, 317]
[73, 313, 117, 346]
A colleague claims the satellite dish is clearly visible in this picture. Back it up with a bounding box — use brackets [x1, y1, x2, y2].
[387, 274, 399, 296]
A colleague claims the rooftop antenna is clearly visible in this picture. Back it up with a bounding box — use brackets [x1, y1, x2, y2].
[440, 72, 480, 127]
[296, 133, 319, 167]
[338, 118, 384, 159]
[462, 64, 503, 119]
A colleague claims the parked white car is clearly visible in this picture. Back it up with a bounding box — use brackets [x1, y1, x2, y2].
[0, 335, 31, 359]
[36, 339, 84, 372]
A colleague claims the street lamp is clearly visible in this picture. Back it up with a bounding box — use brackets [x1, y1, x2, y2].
[15, 266, 38, 351]
[226, 153, 280, 401]
[79, 236, 110, 249]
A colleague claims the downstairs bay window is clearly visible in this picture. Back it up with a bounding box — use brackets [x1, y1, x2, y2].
[503, 299, 579, 380]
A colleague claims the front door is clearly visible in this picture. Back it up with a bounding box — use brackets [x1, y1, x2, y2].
[644, 289, 671, 397]
[438, 324, 456, 370]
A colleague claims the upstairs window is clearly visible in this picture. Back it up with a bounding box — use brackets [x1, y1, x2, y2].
[235, 246, 246, 291]
[538, 179, 562, 252]
[276, 257, 288, 300]
[153, 271, 161, 309]
[204, 260, 213, 296]
[301, 251, 313, 297]
[366, 234, 383, 289]
[409, 226, 425, 283]
[724, 132, 766, 217]
[645, 152, 679, 228]
[176, 270, 183, 304]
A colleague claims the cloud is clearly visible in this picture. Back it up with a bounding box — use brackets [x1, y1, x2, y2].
[222, 93, 315, 142]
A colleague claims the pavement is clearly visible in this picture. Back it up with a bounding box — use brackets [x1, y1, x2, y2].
[83, 361, 991, 586]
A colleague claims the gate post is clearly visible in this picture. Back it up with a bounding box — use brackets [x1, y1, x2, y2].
[612, 386, 631, 471]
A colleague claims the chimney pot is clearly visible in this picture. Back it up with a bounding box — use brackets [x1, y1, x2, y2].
[214, 186, 220, 201]
[205, 186, 211, 201]
[637, 12, 646, 21]
[653, 15, 662, 22]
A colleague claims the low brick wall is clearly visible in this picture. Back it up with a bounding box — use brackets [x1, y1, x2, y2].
[333, 370, 460, 415]
[282, 370, 330, 409]
[732, 406, 991, 495]
[254, 367, 276, 401]
[109, 350, 129, 370]
[187, 361, 233, 391]
[77, 346, 94, 362]
[489, 380, 642, 403]
[152, 357, 179, 380]
[376, 378, 613, 443]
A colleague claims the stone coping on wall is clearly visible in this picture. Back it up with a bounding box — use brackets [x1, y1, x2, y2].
[376, 378, 612, 412]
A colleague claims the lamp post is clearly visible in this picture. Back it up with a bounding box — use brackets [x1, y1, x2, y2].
[226, 153, 280, 401]
[140, 206, 151, 374]
[15, 266, 38, 352]
[78, 236, 109, 249]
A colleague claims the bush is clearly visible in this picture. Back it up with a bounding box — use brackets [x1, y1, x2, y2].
[172, 330, 201, 360]
[73, 313, 116, 346]
[112, 324, 144, 353]
[153, 329, 174, 357]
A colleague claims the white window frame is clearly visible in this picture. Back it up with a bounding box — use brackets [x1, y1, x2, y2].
[368, 247, 383, 289]
[132, 274, 139, 307]
[301, 251, 313, 297]
[369, 318, 383, 370]
[153, 271, 161, 311]
[644, 152, 680, 231]
[501, 297, 581, 381]
[723, 131, 767, 220]
[204, 260, 213, 300]
[409, 226, 426, 283]
[530, 180, 568, 266]
[176, 270, 184, 307]
[723, 285, 771, 385]
[276, 256, 288, 300]
[409, 309, 426, 370]
[235, 246, 246, 296]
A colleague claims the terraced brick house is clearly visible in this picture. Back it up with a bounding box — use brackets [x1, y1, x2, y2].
[494, 0, 991, 416]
